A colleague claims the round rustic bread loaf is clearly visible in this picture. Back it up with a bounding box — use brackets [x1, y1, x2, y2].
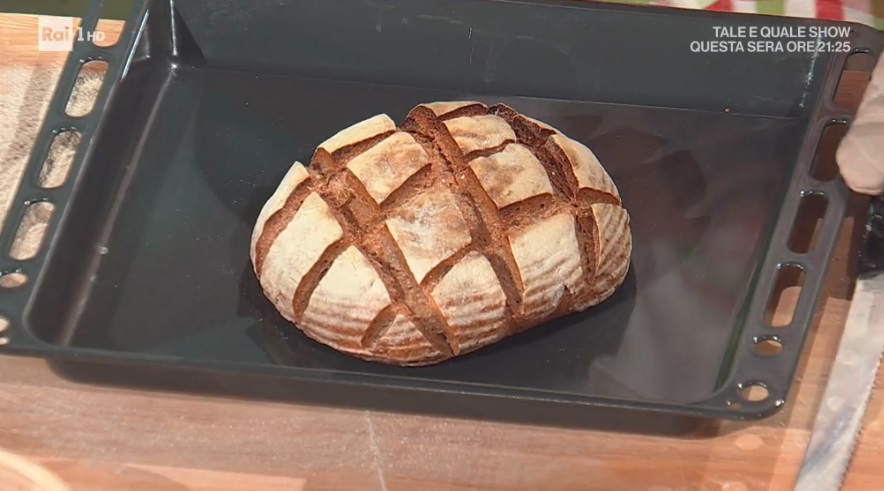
[250, 101, 632, 366]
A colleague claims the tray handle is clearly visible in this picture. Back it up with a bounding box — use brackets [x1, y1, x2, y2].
[704, 24, 884, 419]
[0, 0, 150, 352]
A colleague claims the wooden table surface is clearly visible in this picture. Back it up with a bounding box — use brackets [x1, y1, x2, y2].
[0, 11, 882, 491]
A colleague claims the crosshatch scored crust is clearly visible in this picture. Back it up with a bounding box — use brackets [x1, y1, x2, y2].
[250, 101, 632, 366]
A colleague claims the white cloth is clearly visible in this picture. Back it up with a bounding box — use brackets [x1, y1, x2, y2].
[837, 51, 884, 195]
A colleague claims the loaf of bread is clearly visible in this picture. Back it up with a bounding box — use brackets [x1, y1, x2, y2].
[250, 101, 631, 366]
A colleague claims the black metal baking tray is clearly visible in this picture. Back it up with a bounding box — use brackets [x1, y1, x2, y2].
[0, 0, 880, 425]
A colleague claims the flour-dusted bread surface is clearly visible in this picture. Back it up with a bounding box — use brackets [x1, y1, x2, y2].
[250, 101, 632, 366]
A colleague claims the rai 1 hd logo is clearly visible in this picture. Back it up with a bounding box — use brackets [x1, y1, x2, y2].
[38, 16, 106, 52]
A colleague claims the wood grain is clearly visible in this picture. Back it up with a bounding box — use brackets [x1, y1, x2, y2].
[0, 12, 882, 491]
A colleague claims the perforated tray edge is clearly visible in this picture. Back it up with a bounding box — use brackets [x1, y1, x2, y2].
[0, 0, 880, 423]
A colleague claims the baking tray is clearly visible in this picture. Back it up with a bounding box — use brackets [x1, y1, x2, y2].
[0, 0, 880, 426]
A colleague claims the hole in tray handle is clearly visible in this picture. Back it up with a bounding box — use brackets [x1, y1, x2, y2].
[94, 1, 126, 48]
[763, 262, 806, 328]
[737, 381, 770, 403]
[65, 60, 109, 118]
[788, 191, 829, 254]
[753, 335, 783, 356]
[809, 123, 848, 183]
[833, 52, 877, 112]
[38, 130, 83, 190]
[8, 202, 56, 262]
[0, 273, 28, 289]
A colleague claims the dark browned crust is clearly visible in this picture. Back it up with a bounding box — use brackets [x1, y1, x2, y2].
[402, 106, 526, 323]
[489, 103, 622, 313]
[434, 103, 488, 121]
[253, 181, 312, 277]
[329, 130, 397, 164]
[463, 141, 517, 161]
[253, 102, 630, 365]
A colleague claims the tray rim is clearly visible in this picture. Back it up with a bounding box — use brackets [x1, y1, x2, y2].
[0, 0, 881, 423]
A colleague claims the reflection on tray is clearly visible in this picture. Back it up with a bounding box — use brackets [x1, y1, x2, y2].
[243, 260, 637, 397]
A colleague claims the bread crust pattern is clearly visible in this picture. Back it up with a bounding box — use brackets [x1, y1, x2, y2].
[250, 101, 632, 366]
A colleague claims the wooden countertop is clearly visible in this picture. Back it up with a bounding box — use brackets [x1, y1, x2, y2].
[0, 11, 882, 491]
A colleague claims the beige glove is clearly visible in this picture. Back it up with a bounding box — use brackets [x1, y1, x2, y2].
[836, 51, 884, 195]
